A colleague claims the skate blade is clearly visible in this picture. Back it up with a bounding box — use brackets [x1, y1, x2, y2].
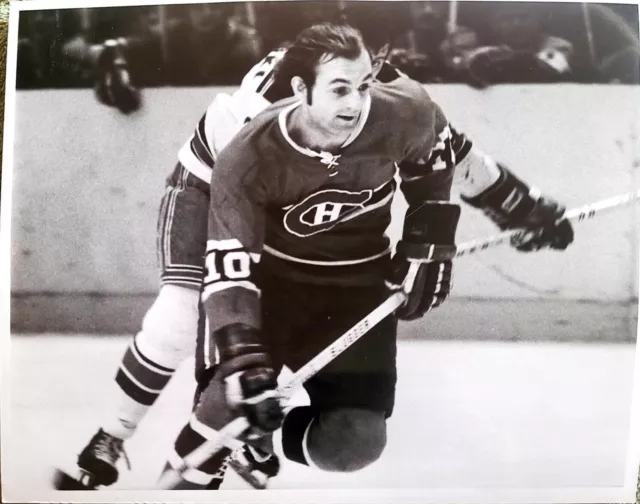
[228, 459, 269, 490]
[52, 468, 97, 490]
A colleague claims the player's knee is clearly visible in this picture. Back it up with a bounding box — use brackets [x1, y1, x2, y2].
[308, 408, 387, 472]
[136, 285, 200, 369]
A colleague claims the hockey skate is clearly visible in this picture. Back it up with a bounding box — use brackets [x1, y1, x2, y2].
[53, 428, 130, 490]
[228, 444, 280, 489]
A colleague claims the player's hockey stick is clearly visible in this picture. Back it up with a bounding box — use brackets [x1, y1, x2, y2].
[158, 189, 640, 489]
[454, 189, 640, 258]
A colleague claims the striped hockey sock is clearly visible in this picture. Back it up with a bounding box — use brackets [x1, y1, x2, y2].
[101, 336, 176, 440]
[164, 418, 231, 489]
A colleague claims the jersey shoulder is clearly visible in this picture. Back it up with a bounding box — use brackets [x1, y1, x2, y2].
[214, 97, 295, 177]
[370, 76, 435, 124]
[368, 76, 445, 155]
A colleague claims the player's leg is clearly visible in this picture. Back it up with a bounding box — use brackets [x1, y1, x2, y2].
[159, 302, 232, 490]
[228, 275, 396, 484]
[160, 278, 289, 490]
[74, 163, 209, 487]
[279, 280, 397, 472]
[161, 367, 234, 490]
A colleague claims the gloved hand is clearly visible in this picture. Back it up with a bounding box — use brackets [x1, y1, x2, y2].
[461, 163, 574, 252]
[94, 39, 141, 115]
[509, 195, 574, 252]
[195, 324, 284, 440]
[387, 202, 460, 320]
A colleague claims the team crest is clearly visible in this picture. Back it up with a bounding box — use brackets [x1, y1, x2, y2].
[284, 188, 381, 238]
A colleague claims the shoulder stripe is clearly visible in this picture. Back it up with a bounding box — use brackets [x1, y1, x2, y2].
[256, 70, 275, 94]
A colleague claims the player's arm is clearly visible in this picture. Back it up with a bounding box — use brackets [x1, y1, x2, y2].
[201, 149, 283, 436]
[390, 102, 461, 321]
[450, 128, 574, 252]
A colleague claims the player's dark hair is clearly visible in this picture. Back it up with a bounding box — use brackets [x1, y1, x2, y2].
[273, 22, 370, 105]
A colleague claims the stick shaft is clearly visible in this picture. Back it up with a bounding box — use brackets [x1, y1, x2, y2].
[455, 190, 640, 258]
[279, 291, 406, 397]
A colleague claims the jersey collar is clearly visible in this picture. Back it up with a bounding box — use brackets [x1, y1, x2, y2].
[278, 95, 371, 175]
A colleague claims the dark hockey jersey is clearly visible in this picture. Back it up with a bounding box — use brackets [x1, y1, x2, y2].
[202, 76, 459, 333]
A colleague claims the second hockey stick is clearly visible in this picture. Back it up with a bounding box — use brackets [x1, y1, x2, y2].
[454, 189, 640, 258]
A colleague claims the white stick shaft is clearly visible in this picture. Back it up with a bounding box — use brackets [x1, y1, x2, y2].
[279, 291, 406, 398]
[455, 190, 640, 258]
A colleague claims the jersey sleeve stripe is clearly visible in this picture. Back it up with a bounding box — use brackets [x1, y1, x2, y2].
[206, 238, 244, 251]
[196, 115, 215, 163]
[178, 142, 213, 183]
[164, 265, 204, 272]
[202, 280, 260, 301]
[190, 136, 215, 169]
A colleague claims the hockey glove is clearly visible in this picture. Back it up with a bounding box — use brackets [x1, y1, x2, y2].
[197, 324, 284, 439]
[461, 163, 574, 252]
[94, 39, 141, 115]
[388, 202, 461, 321]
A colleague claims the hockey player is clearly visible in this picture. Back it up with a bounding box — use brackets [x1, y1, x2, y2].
[63, 25, 573, 491]
[157, 22, 574, 490]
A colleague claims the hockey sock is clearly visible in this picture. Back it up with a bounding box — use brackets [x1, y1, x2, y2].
[164, 419, 231, 489]
[101, 334, 176, 440]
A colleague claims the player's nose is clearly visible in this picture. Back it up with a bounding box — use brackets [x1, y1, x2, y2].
[344, 90, 366, 113]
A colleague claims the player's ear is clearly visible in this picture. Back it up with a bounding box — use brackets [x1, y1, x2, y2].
[291, 76, 307, 101]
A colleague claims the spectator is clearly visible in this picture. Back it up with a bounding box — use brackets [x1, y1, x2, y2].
[189, 4, 262, 86]
[93, 38, 141, 114]
[440, 24, 482, 82]
[463, 7, 574, 87]
[405, 2, 449, 82]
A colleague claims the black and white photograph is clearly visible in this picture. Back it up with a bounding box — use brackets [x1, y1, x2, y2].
[2, 0, 640, 502]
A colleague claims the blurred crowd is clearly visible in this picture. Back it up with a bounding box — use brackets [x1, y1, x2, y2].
[16, 1, 640, 107]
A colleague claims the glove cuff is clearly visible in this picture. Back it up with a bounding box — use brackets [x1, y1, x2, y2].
[214, 324, 272, 377]
[460, 163, 539, 228]
[402, 202, 461, 245]
[397, 242, 457, 262]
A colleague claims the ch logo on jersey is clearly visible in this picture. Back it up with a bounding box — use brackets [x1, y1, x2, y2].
[284, 188, 384, 238]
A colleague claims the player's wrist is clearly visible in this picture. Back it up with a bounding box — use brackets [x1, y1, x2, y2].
[214, 324, 273, 378]
[461, 163, 539, 229]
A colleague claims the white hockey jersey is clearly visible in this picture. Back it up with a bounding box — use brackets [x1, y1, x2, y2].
[177, 48, 287, 183]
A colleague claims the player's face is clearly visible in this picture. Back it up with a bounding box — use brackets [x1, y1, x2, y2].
[307, 50, 373, 135]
